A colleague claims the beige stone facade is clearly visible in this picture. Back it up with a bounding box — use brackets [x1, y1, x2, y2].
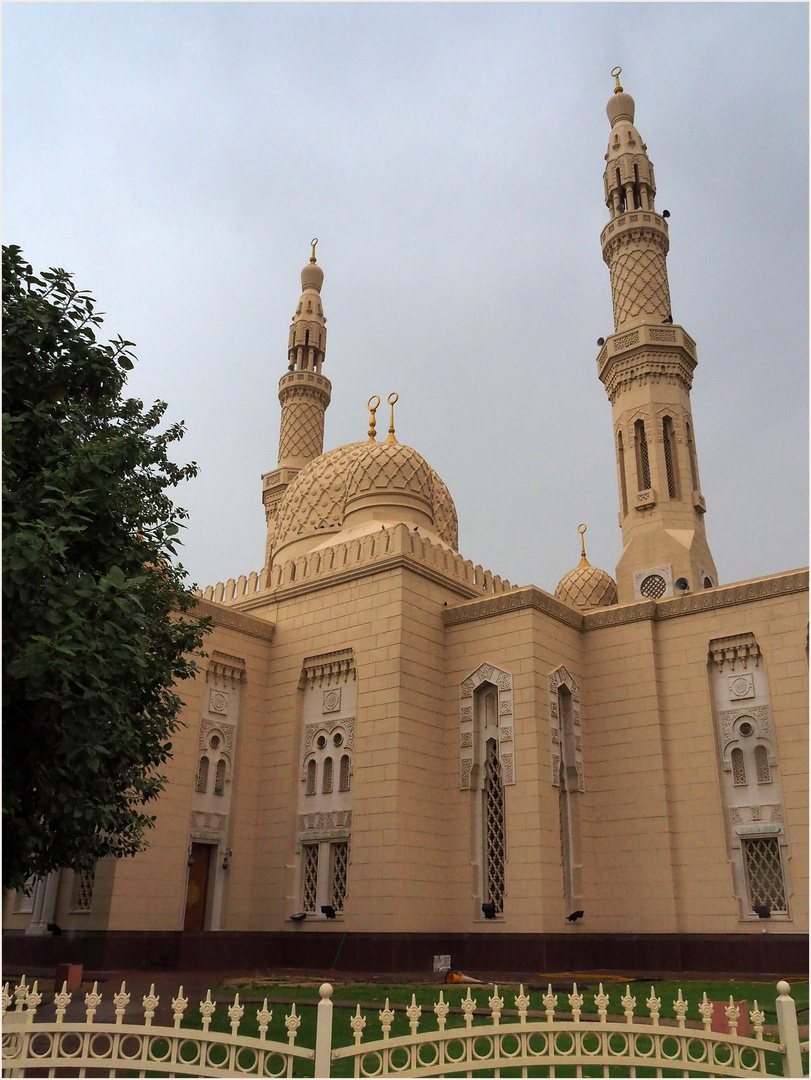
[5, 78, 806, 969]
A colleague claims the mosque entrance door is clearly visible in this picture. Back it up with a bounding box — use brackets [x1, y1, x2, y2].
[184, 843, 213, 931]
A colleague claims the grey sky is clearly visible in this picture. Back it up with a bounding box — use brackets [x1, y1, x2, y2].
[4, 3, 808, 594]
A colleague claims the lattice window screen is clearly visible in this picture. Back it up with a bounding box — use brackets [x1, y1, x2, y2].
[640, 574, 667, 599]
[635, 419, 651, 490]
[731, 748, 747, 786]
[742, 837, 787, 914]
[196, 756, 209, 794]
[339, 754, 351, 792]
[302, 845, 319, 914]
[306, 760, 316, 795]
[663, 418, 677, 498]
[214, 760, 226, 795]
[331, 841, 348, 913]
[755, 745, 771, 784]
[322, 757, 333, 794]
[483, 741, 506, 914]
[73, 869, 95, 912]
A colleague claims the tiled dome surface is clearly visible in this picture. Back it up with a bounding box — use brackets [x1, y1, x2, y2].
[554, 562, 618, 610]
[271, 441, 458, 555]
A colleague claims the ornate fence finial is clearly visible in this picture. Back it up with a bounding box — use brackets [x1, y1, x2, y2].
[350, 1003, 366, 1045]
[594, 983, 609, 1023]
[489, 985, 504, 1026]
[461, 987, 477, 1028]
[142, 984, 158, 1028]
[379, 998, 395, 1039]
[285, 1002, 301, 1045]
[621, 985, 636, 1024]
[698, 992, 713, 1031]
[228, 992, 244, 1035]
[53, 983, 72, 1025]
[114, 982, 131, 1026]
[85, 982, 102, 1024]
[199, 989, 216, 1032]
[256, 999, 273, 1040]
[543, 984, 557, 1022]
[569, 983, 583, 1022]
[406, 993, 422, 1035]
[673, 988, 689, 1028]
[434, 991, 450, 1032]
[514, 984, 529, 1024]
[171, 986, 188, 1029]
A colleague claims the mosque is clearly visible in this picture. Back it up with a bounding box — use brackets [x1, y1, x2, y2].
[5, 75, 807, 975]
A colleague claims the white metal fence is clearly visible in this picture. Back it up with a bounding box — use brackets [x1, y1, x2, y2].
[1, 975, 805, 1077]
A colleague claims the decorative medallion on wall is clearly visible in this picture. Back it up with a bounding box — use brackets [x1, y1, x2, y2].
[323, 688, 342, 713]
[209, 689, 229, 715]
[198, 720, 235, 758]
[547, 665, 585, 791]
[302, 717, 355, 759]
[458, 662, 515, 790]
[728, 673, 755, 701]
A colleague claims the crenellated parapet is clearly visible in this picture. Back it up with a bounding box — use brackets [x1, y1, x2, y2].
[196, 523, 516, 607]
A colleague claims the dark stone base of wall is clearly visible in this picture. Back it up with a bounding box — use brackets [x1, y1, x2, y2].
[4, 930, 808, 978]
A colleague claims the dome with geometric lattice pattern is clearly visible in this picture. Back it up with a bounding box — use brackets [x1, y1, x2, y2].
[269, 439, 458, 566]
[554, 526, 618, 611]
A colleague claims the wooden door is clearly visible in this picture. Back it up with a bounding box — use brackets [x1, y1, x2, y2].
[184, 843, 212, 931]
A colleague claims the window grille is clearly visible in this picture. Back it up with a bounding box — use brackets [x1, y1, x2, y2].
[322, 756, 333, 794]
[662, 417, 678, 498]
[483, 740, 506, 915]
[331, 841, 349, 913]
[640, 574, 667, 599]
[302, 845, 319, 914]
[731, 747, 747, 786]
[634, 419, 651, 490]
[742, 837, 787, 914]
[339, 754, 351, 792]
[196, 756, 209, 794]
[306, 759, 316, 795]
[755, 745, 772, 784]
[214, 759, 226, 795]
[73, 868, 95, 912]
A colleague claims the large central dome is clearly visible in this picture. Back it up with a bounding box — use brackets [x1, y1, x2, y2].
[270, 440, 458, 566]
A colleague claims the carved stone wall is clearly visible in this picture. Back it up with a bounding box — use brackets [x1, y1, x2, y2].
[459, 663, 515, 789]
[548, 666, 585, 791]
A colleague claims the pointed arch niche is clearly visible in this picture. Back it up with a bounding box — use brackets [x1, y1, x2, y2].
[459, 662, 515, 790]
[547, 666, 585, 792]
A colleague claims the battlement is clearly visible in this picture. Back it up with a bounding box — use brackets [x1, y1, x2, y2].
[195, 522, 516, 605]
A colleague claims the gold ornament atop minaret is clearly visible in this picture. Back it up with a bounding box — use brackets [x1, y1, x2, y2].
[577, 523, 590, 567]
[261, 241, 333, 566]
[596, 79, 717, 603]
[385, 392, 399, 444]
[367, 395, 380, 441]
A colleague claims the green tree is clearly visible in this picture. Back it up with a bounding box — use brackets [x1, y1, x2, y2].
[2, 245, 210, 890]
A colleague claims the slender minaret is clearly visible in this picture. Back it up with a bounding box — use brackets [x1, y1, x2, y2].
[261, 240, 332, 563]
[597, 69, 717, 605]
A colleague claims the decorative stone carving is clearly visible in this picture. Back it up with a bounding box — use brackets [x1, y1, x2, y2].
[716, 706, 770, 749]
[199, 720, 235, 757]
[770, 805, 783, 822]
[751, 804, 762, 821]
[303, 717, 355, 757]
[548, 665, 585, 790]
[550, 727, 560, 744]
[460, 758, 473, 789]
[729, 807, 742, 824]
[728, 673, 755, 700]
[208, 689, 229, 715]
[574, 734, 582, 752]
[460, 731, 473, 748]
[500, 753, 515, 785]
[190, 811, 227, 842]
[323, 688, 342, 713]
[551, 754, 561, 786]
[206, 651, 246, 687]
[458, 663, 515, 789]
[709, 632, 761, 672]
[302, 649, 355, 687]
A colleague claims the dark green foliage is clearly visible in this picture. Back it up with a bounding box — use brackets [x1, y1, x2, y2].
[2, 245, 210, 890]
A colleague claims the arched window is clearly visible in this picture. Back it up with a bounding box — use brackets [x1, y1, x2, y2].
[755, 745, 772, 784]
[483, 740, 505, 915]
[731, 747, 747, 786]
[634, 419, 651, 490]
[662, 416, 679, 499]
[322, 756, 333, 794]
[339, 754, 351, 792]
[196, 756, 209, 794]
[617, 430, 628, 515]
[306, 759, 316, 795]
[214, 759, 226, 795]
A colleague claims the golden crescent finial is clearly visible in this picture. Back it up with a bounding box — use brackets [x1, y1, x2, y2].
[367, 395, 380, 441]
[578, 523, 588, 563]
[611, 66, 623, 94]
[385, 392, 399, 443]
[310, 237, 319, 263]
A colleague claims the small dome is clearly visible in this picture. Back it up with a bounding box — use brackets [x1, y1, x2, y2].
[555, 561, 618, 610]
[300, 261, 324, 292]
[607, 90, 635, 127]
[270, 439, 458, 565]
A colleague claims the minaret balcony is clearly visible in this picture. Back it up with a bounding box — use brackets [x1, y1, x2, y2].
[279, 369, 332, 397]
[600, 209, 669, 251]
[597, 322, 697, 402]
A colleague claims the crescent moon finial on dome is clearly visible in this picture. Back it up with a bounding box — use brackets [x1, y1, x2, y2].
[310, 237, 318, 264]
[611, 66, 623, 94]
[578, 523, 590, 565]
[367, 396, 380, 441]
[385, 392, 399, 444]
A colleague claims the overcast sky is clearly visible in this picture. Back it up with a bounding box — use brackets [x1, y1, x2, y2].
[4, 3, 808, 596]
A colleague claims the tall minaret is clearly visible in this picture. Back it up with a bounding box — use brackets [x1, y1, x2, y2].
[597, 69, 717, 605]
[261, 240, 332, 563]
